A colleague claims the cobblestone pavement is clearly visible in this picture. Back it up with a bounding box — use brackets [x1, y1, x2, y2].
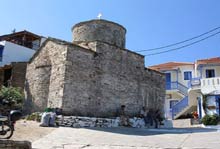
[32, 127, 220, 149]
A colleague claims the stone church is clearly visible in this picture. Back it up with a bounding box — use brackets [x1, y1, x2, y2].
[25, 19, 165, 117]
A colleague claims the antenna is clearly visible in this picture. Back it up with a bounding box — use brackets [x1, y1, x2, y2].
[97, 13, 102, 19]
[12, 28, 16, 33]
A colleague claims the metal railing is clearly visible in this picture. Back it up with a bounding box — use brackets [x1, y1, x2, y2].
[188, 77, 201, 88]
[172, 96, 189, 119]
[166, 81, 188, 96]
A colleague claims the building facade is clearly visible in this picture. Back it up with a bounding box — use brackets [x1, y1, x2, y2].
[0, 31, 43, 88]
[150, 57, 220, 119]
[25, 19, 166, 117]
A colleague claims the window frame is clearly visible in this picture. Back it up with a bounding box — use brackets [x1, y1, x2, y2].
[183, 71, 192, 80]
[206, 69, 215, 78]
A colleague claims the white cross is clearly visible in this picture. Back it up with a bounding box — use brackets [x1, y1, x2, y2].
[97, 13, 102, 19]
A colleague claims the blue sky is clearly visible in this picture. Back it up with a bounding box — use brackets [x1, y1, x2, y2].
[0, 0, 219, 66]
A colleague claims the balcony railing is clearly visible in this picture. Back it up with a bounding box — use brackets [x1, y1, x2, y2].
[201, 77, 220, 87]
[172, 96, 189, 119]
[188, 77, 201, 88]
[188, 77, 220, 90]
[166, 81, 188, 96]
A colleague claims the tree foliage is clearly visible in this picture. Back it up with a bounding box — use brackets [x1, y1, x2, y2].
[202, 114, 219, 125]
[0, 86, 24, 108]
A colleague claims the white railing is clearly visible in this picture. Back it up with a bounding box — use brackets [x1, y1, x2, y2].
[201, 77, 220, 87]
[201, 77, 220, 95]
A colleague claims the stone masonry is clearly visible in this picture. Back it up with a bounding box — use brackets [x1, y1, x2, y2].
[11, 62, 27, 89]
[0, 140, 31, 149]
[25, 19, 165, 117]
[0, 62, 27, 89]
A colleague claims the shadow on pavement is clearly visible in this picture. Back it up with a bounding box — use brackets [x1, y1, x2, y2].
[83, 127, 218, 136]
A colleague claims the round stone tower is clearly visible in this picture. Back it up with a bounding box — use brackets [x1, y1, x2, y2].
[72, 19, 126, 48]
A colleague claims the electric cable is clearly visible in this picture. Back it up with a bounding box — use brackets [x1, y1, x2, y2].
[136, 26, 220, 52]
[144, 30, 220, 56]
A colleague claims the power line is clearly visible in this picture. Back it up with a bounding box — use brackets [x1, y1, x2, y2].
[144, 30, 220, 56]
[136, 26, 220, 52]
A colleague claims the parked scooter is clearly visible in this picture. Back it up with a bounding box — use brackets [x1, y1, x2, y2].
[0, 99, 22, 139]
[0, 110, 22, 139]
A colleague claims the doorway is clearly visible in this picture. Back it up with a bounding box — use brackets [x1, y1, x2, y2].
[217, 95, 220, 116]
[3, 68, 12, 87]
[165, 73, 171, 90]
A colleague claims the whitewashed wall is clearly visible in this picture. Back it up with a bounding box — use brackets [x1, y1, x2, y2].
[200, 65, 220, 78]
[177, 65, 195, 87]
[0, 41, 35, 67]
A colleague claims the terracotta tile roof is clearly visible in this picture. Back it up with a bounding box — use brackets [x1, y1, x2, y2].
[149, 62, 194, 71]
[196, 57, 220, 65]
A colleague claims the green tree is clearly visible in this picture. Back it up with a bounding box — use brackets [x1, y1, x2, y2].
[202, 114, 219, 125]
[0, 86, 24, 109]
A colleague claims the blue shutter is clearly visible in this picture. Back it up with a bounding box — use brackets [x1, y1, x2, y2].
[184, 71, 192, 80]
[189, 72, 192, 80]
[212, 70, 215, 77]
[206, 70, 209, 78]
[184, 72, 187, 80]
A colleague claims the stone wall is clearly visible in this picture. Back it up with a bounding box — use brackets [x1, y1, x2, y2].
[58, 116, 146, 128]
[0, 62, 27, 89]
[25, 19, 165, 117]
[62, 43, 96, 116]
[143, 68, 166, 110]
[62, 41, 165, 117]
[25, 38, 165, 116]
[25, 40, 67, 113]
[0, 140, 31, 149]
[72, 20, 126, 48]
[11, 62, 27, 89]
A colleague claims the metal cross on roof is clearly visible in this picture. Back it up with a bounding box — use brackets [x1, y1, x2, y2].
[97, 13, 102, 19]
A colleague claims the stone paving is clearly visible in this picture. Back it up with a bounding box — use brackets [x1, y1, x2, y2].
[32, 127, 220, 149]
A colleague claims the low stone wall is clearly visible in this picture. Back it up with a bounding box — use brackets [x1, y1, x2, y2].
[0, 140, 31, 149]
[57, 116, 146, 128]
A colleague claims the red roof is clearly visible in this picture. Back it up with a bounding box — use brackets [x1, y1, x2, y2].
[196, 57, 220, 65]
[149, 57, 220, 71]
[149, 62, 194, 71]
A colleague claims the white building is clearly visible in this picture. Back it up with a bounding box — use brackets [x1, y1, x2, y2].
[150, 57, 220, 120]
[0, 30, 44, 87]
[0, 41, 35, 67]
[0, 30, 45, 66]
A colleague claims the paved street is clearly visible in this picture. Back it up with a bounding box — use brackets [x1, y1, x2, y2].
[32, 127, 220, 149]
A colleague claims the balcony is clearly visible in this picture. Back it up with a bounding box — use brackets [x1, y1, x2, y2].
[188, 77, 201, 89]
[201, 77, 220, 95]
[188, 77, 220, 94]
[166, 81, 188, 96]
